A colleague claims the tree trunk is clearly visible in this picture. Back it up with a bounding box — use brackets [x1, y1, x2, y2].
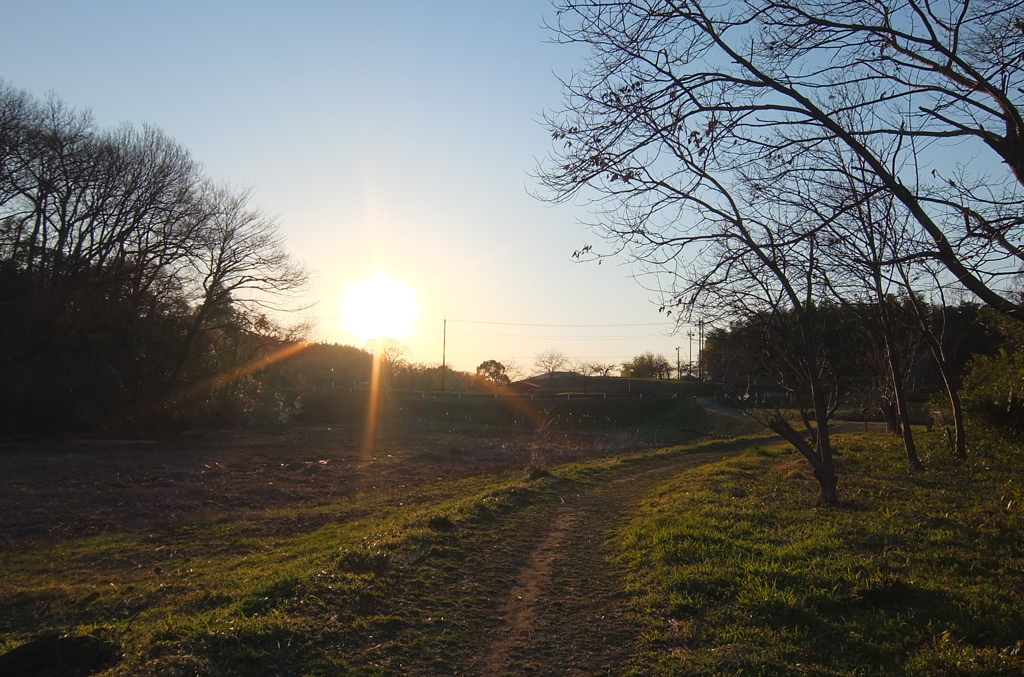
[882, 399, 899, 435]
[875, 290, 923, 471]
[767, 413, 838, 504]
[164, 305, 209, 394]
[812, 466, 838, 503]
[949, 387, 967, 459]
[808, 371, 839, 503]
[887, 357, 922, 470]
[931, 343, 968, 459]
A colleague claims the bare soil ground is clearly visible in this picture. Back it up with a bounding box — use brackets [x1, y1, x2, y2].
[0, 426, 657, 548]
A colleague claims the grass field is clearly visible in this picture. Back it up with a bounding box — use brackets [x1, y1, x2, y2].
[618, 429, 1024, 675]
[1, 401, 1021, 675]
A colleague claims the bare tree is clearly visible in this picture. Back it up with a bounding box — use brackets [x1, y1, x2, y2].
[588, 361, 618, 377]
[166, 185, 308, 389]
[831, 183, 925, 469]
[539, 0, 1024, 498]
[897, 264, 969, 458]
[365, 336, 406, 361]
[753, 139, 927, 469]
[535, 348, 570, 375]
[540, 44, 845, 499]
[502, 358, 527, 383]
[687, 210, 843, 502]
[544, 0, 1024, 320]
[0, 85, 309, 430]
[0, 87, 204, 305]
[570, 358, 602, 393]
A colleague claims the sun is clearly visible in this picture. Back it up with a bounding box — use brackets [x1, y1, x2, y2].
[341, 271, 419, 343]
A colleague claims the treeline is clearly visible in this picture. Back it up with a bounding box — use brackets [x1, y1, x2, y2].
[0, 83, 308, 432]
[702, 298, 1024, 447]
[285, 343, 475, 395]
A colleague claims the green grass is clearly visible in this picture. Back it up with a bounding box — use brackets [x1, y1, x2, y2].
[0, 466, 552, 675]
[2, 425, 1021, 675]
[617, 430, 1024, 676]
[0, 434, 758, 675]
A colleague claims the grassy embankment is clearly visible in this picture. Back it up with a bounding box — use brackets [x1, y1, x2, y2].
[1, 396, 1021, 675]
[618, 428, 1024, 676]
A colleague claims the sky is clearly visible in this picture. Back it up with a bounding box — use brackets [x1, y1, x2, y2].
[0, 0, 702, 375]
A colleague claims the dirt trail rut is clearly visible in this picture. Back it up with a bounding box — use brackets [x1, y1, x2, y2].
[474, 449, 743, 676]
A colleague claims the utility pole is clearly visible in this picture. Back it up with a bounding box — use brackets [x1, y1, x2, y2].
[676, 346, 681, 380]
[698, 319, 704, 382]
[687, 329, 694, 378]
[441, 317, 446, 394]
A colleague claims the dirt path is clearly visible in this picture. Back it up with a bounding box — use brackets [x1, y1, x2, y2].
[696, 396, 745, 418]
[473, 447, 754, 676]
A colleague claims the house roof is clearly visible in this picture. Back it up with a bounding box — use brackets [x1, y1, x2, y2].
[522, 371, 582, 382]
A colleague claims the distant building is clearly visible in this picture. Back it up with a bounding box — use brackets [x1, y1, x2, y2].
[507, 371, 583, 395]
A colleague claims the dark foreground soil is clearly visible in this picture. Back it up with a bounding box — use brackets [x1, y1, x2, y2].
[0, 425, 659, 548]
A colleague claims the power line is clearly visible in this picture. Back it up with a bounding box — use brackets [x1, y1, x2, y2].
[418, 318, 680, 342]
[438, 319, 672, 328]
[312, 316, 675, 329]
[446, 331, 671, 341]
[446, 355, 652, 361]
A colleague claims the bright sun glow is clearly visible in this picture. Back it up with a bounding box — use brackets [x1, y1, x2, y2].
[341, 271, 419, 342]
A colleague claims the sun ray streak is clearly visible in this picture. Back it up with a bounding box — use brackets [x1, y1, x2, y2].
[364, 345, 383, 453]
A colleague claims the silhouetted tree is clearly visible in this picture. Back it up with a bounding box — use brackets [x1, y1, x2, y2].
[588, 361, 617, 377]
[540, 0, 1024, 499]
[544, 0, 1024, 322]
[167, 186, 308, 390]
[0, 83, 307, 431]
[475, 360, 512, 389]
[534, 348, 570, 375]
[622, 352, 673, 379]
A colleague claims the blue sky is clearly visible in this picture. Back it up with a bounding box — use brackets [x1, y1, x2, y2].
[1, 0, 698, 374]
